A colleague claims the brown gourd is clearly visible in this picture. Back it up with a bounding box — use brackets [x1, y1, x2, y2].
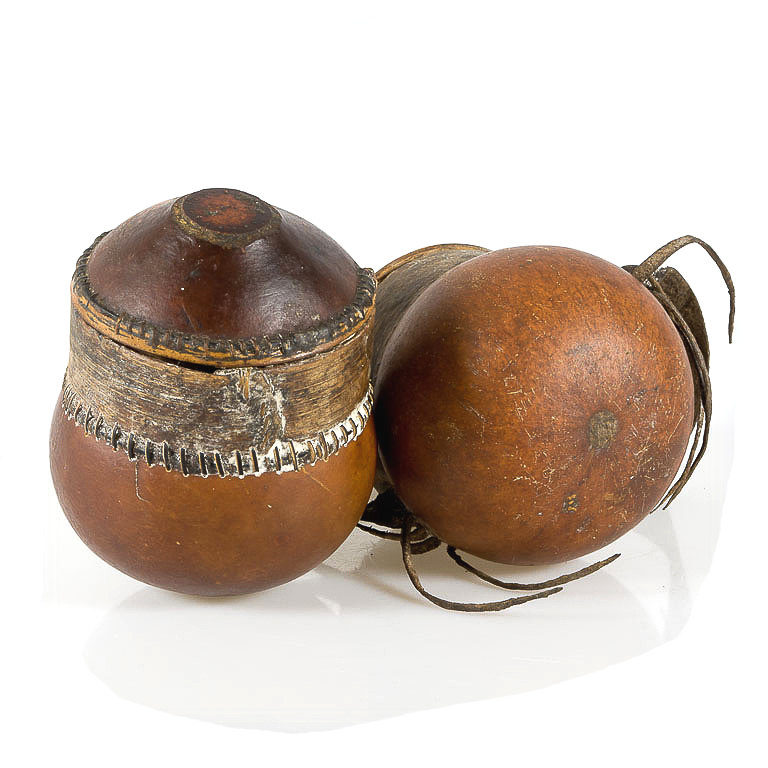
[50, 188, 377, 596]
[364, 239, 734, 611]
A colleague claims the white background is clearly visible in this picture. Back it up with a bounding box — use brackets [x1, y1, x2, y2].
[2, 1, 765, 765]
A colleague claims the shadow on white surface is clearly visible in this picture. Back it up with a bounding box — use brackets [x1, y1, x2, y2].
[83, 416, 730, 733]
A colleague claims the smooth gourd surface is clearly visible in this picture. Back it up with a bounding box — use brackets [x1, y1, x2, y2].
[375, 247, 694, 565]
[51, 405, 376, 595]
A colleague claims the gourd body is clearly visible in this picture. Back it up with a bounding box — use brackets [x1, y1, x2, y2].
[50, 407, 374, 595]
[374, 246, 694, 565]
[50, 189, 376, 595]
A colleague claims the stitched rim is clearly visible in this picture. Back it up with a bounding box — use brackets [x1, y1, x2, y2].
[71, 232, 377, 368]
[375, 243, 489, 283]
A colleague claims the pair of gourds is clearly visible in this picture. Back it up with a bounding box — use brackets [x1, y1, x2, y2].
[50, 188, 733, 604]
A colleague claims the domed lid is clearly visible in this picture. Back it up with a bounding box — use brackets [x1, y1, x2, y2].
[71, 188, 375, 367]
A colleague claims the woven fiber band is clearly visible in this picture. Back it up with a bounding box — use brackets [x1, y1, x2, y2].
[62, 306, 374, 478]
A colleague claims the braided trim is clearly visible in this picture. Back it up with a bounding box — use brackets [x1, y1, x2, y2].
[61, 380, 373, 478]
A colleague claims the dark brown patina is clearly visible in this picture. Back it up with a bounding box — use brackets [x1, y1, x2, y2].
[587, 410, 619, 450]
[173, 188, 281, 248]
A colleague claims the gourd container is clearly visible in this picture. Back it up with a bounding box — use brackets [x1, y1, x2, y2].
[50, 188, 377, 596]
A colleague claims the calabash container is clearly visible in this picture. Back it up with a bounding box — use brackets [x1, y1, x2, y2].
[368, 240, 731, 569]
[50, 188, 377, 596]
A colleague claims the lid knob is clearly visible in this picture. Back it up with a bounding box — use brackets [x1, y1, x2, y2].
[172, 188, 280, 248]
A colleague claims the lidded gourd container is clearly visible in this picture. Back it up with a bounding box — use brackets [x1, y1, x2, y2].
[50, 188, 377, 596]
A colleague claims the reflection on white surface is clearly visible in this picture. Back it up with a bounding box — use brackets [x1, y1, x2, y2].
[83, 416, 730, 732]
